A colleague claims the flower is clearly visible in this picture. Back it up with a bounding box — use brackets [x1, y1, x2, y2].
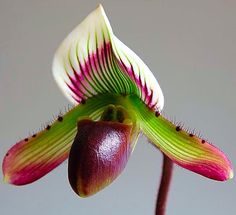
[2, 5, 233, 197]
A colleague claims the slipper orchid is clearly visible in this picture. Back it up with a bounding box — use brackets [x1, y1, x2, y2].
[2, 5, 233, 198]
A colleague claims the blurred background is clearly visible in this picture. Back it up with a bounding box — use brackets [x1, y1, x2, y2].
[0, 0, 235, 214]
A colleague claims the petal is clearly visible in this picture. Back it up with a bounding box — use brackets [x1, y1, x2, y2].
[126, 95, 233, 181]
[2, 95, 120, 185]
[68, 119, 139, 197]
[52, 4, 164, 112]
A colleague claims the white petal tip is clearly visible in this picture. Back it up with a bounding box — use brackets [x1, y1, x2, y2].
[229, 170, 234, 179]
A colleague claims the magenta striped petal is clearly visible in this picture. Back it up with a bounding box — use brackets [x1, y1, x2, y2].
[53, 5, 164, 112]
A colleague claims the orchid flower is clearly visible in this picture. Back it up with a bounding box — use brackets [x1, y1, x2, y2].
[3, 5, 233, 199]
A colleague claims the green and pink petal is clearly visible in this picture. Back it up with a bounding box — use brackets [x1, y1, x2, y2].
[3, 95, 121, 185]
[126, 95, 233, 181]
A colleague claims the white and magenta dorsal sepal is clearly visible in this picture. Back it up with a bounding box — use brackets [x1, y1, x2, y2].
[53, 4, 164, 112]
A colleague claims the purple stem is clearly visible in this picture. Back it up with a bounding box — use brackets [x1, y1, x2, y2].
[155, 154, 173, 215]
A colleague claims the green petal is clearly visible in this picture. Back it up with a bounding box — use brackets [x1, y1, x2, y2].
[52, 4, 164, 112]
[2, 95, 119, 185]
[127, 95, 233, 181]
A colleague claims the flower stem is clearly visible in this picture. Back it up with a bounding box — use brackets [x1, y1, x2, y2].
[155, 154, 173, 215]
